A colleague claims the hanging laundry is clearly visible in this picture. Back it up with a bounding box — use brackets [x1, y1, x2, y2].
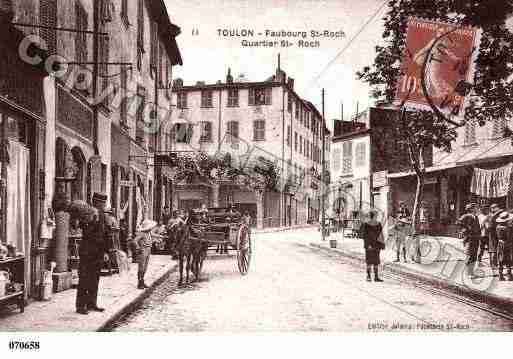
[470, 163, 513, 198]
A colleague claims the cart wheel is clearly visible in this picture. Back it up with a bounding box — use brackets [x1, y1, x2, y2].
[236, 224, 251, 275]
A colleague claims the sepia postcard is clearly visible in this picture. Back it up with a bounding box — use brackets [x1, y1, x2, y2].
[1, 0, 513, 356]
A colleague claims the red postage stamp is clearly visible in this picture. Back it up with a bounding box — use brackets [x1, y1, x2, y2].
[395, 18, 478, 115]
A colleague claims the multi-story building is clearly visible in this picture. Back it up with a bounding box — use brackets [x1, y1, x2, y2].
[0, 0, 182, 299]
[167, 64, 328, 228]
[330, 106, 432, 237]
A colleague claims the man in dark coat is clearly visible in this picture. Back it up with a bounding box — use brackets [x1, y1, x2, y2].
[76, 193, 108, 315]
[456, 203, 481, 278]
[359, 210, 385, 282]
[488, 203, 503, 275]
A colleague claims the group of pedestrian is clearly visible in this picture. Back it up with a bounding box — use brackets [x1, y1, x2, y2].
[458, 202, 513, 280]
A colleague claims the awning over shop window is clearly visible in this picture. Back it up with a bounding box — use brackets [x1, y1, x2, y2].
[470, 163, 513, 198]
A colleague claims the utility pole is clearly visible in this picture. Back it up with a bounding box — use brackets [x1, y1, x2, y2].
[321, 88, 326, 241]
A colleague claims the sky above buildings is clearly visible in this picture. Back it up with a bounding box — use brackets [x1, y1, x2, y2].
[164, 0, 387, 128]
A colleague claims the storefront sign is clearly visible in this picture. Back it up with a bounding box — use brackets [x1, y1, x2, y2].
[57, 86, 93, 140]
[373, 170, 388, 188]
[395, 18, 477, 116]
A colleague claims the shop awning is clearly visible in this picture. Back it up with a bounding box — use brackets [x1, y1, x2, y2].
[387, 140, 513, 180]
[470, 163, 513, 198]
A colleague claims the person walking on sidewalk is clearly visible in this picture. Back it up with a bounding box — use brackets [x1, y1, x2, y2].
[390, 216, 412, 263]
[133, 219, 165, 289]
[477, 206, 490, 265]
[456, 203, 481, 278]
[359, 210, 385, 282]
[75, 193, 109, 315]
[488, 203, 503, 274]
[497, 212, 513, 281]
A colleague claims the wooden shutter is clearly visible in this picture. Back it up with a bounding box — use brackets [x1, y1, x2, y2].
[248, 89, 255, 106]
[265, 88, 272, 105]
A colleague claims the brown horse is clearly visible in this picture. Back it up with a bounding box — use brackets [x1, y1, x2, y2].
[167, 219, 193, 286]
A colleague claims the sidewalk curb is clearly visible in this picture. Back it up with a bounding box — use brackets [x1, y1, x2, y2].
[98, 263, 178, 331]
[309, 243, 513, 312]
[253, 225, 315, 234]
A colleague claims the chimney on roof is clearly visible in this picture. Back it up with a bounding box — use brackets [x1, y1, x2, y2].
[275, 54, 286, 83]
[173, 78, 183, 88]
[226, 68, 233, 84]
[287, 77, 294, 89]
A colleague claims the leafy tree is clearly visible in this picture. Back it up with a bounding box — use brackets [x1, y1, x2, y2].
[358, 0, 513, 259]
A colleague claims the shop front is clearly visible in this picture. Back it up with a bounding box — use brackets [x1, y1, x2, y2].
[0, 21, 48, 300]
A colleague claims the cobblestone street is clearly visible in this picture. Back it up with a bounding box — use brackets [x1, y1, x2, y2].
[111, 230, 513, 332]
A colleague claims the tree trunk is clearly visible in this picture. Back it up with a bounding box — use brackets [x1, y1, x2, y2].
[411, 174, 424, 235]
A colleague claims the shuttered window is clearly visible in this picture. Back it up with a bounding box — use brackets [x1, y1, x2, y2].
[201, 90, 213, 108]
[174, 123, 192, 143]
[75, 2, 88, 65]
[177, 92, 187, 109]
[253, 120, 265, 141]
[249, 88, 272, 106]
[200, 121, 212, 142]
[227, 88, 239, 107]
[99, 35, 110, 102]
[120, 67, 128, 126]
[39, 0, 57, 55]
[332, 149, 341, 172]
[355, 142, 366, 167]
[342, 142, 353, 174]
[227, 121, 239, 147]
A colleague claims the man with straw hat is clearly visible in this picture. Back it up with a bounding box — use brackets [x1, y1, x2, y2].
[457, 203, 481, 278]
[133, 219, 165, 289]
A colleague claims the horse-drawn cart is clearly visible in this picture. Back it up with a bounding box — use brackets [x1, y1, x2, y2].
[188, 207, 252, 276]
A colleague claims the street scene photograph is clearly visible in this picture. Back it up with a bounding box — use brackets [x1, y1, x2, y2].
[2, 0, 513, 346]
